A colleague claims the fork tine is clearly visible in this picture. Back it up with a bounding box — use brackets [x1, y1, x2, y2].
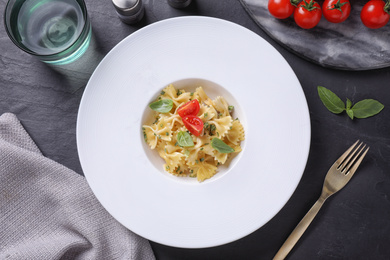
[338, 143, 363, 172]
[336, 140, 359, 166]
[346, 146, 369, 176]
[339, 142, 363, 172]
[343, 144, 366, 174]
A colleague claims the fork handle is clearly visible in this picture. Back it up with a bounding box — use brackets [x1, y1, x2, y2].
[273, 195, 327, 260]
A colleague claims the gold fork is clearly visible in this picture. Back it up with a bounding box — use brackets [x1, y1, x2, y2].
[273, 140, 369, 260]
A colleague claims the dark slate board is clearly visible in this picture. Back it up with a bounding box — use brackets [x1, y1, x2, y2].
[240, 0, 390, 70]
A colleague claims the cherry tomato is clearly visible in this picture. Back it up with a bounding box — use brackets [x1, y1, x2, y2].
[294, 0, 322, 29]
[177, 99, 200, 118]
[268, 0, 300, 19]
[182, 115, 203, 137]
[361, 0, 390, 29]
[323, 0, 351, 23]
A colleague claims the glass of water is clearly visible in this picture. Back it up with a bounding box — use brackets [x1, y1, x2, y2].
[4, 0, 92, 65]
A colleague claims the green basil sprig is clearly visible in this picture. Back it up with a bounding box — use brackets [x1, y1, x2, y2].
[177, 131, 194, 147]
[149, 99, 173, 113]
[211, 138, 235, 153]
[317, 86, 384, 119]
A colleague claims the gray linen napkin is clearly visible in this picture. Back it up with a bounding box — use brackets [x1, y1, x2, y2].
[0, 113, 155, 260]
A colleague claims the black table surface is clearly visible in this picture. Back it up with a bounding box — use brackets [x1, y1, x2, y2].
[1, 0, 389, 259]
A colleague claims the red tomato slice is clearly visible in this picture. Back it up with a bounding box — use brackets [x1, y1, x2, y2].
[182, 115, 204, 137]
[177, 99, 200, 118]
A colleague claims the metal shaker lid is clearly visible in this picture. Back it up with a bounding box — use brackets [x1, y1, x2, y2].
[112, 0, 142, 16]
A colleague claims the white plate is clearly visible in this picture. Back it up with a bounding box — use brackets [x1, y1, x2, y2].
[77, 16, 311, 248]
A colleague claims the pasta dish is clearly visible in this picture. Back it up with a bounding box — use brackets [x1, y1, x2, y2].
[142, 84, 245, 182]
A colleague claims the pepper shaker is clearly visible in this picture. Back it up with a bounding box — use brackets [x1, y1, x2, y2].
[112, 0, 145, 24]
[167, 0, 192, 9]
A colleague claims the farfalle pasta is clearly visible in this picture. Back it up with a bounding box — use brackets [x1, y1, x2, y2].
[142, 84, 245, 182]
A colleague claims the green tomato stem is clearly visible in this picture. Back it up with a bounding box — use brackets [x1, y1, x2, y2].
[301, 0, 320, 11]
[384, 0, 390, 14]
[328, 0, 349, 13]
[290, 0, 300, 7]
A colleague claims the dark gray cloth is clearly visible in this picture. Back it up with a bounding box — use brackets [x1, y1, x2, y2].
[0, 113, 155, 260]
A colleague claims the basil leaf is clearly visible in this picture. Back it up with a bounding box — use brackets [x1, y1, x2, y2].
[149, 99, 173, 113]
[317, 86, 345, 114]
[351, 99, 384, 119]
[177, 131, 194, 147]
[211, 138, 234, 153]
[346, 98, 352, 110]
[346, 98, 354, 119]
[346, 109, 354, 119]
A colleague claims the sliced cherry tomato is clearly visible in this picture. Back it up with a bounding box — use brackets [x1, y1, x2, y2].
[323, 0, 351, 23]
[361, 0, 390, 29]
[177, 99, 200, 118]
[182, 115, 203, 137]
[268, 0, 300, 19]
[294, 0, 322, 29]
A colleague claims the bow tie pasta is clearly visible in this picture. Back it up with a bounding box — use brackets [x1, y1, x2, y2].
[142, 84, 245, 182]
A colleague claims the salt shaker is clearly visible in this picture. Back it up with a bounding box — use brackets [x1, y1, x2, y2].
[168, 0, 192, 9]
[112, 0, 145, 24]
